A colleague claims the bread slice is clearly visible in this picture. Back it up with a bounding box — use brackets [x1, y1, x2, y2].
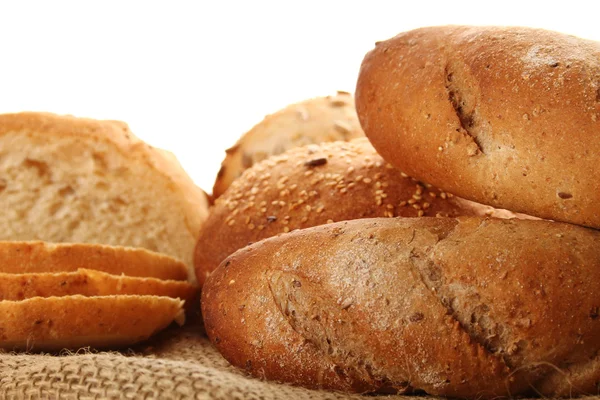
[0, 241, 188, 280]
[212, 92, 364, 198]
[0, 269, 196, 303]
[0, 295, 184, 351]
[0, 112, 209, 278]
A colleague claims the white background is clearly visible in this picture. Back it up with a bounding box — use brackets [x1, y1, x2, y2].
[0, 1, 598, 193]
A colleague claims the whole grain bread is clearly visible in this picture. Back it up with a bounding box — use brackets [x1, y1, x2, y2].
[202, 217, 600, 398]
[355, 26, 600, 228]
[195, 138, 523, 286]
[0, 295, 184, 351]
[0, 112, 209, 278]
[212, 92, 364, 198]
[0, 241, 188, 280]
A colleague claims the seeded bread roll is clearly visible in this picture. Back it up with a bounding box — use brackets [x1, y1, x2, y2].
[356, 26, 600, 228]
[195, 138, 518, 287]
[0, 112, 209, 278]
[203, 217, 600, 398]
[212, 92, 364, 198]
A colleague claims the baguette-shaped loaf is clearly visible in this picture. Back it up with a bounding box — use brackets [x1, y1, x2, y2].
[202, 217, 600, 398]
[0, 112, 209, 277]
[356, 26, 600, 228]
[195, 138, 519, 287]
[212, 92, 364, 198]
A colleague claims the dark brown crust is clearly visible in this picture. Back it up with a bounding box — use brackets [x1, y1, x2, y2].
[202, 217, 600, 398]
[356, 26, 600, 228]
[195, 138, 520, 287]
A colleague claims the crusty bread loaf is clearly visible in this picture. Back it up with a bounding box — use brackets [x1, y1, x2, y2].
[0, 295, 184, 351]
[202, 217, 600, 398]
[0, 269, 195, 303]
[0, 241, 188, 280]
[195, 138, 523, 286]
[0, 112, 209, 278]
[212, 92, 364, 198]
[355, 26, 600, 228]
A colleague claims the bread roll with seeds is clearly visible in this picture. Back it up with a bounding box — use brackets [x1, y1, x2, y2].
[212, 92, 364, 198]
[0, 295, 184, 351]
[195, 138, 520, 286]
[0, 241, 188, 280]
[203, 217, 600, 398]
[0, 112, 209, 278]
[356, 26, 600, 228]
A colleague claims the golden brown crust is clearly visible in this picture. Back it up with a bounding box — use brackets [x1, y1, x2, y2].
[0, 295, 184, 351]
[212, 92, 364, 198]
[0, 269, 196, 305]
[0, 241, 188, 280]
[356, 26, 600, 228]
[195, 138, 522, 287]
[202, 217, 600, 398]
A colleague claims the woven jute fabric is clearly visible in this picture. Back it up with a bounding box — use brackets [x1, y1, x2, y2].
[0, 320, 388, 400]
[1, 321, 599, 400]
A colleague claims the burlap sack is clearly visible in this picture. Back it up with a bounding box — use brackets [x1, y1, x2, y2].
[0, 321, 597, 399]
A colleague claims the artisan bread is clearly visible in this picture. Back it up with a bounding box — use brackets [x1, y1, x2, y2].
[195, 138, 522, 286]
[202, 217, 600, 398]
[0, 295, 184, 351]
[212, 92, 364, 198]
[0, 269, 195, 303]
[0, 112, 209, 277]
[0, 241, 188, 280]
[356, 26, 600, 228]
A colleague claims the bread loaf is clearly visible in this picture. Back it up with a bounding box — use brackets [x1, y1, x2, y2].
[355, 26, 600, 228]
[212, 92, 364, 198]
[0, 241, 188, 280]
[0, 112, 209, 278]
[0, 295, 184, 351]
[202, 217, 600, 398]
[195, 138, 520, 286]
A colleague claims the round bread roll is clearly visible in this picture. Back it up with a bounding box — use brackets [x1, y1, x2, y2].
[355, 26, 600, 228]
[212, 92, 364, 198]
[0, 295, 184, 351]
[0, 241, 188, 281]
[202, 217, 600, 398]
[195, 138, 519, 287]
[0, 112, 209, 278]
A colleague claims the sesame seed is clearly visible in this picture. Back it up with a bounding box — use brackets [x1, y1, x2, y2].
[340, 188, 347, 194]
[376, 197, 383, 206]
[283, 227, 290, 233]
[355, 175, 364, 182]
[384, 211, 394, 218]
[438, 146, 443, 151]
[327, 219, 334, 224]
[289, 184, 298, 191]
[400, 172, 409, 178]
[229, 280, 235, 285]
[248, 223, 255, 230]
[301, 216, 308, 223]
[428, 192, 437, 198]
[422, 202, 431, 209]
[412, 204, 422, 210]
[347, 166, 355, 174]
[399, 201, 407, 207]
[363, 178, 372, 184]
[413, 194, 422, 200]
[386, 204, 394, 209]
[386, 163, 394, 169]
[417, 210, 424, 217]
[440, 193, 447, 199]
[316, 205, 325, 213]
[245, 216, 251, 224]
[408, 199, 417, 205]
[259, 201, 267, 207]
[228, 220, 235, 226]
[257, 225, 265, 230]
[347, 182, 356, 189]
[374, 172, 382, 180]
[447, 193, 454, 198]
[261, 207, 267, 213]
[304, 170, 314, 176]
[305, 205, 312, 212]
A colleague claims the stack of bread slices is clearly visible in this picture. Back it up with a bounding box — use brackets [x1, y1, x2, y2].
[0, 112, 209, 351]
[197, 27, 600, 399]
